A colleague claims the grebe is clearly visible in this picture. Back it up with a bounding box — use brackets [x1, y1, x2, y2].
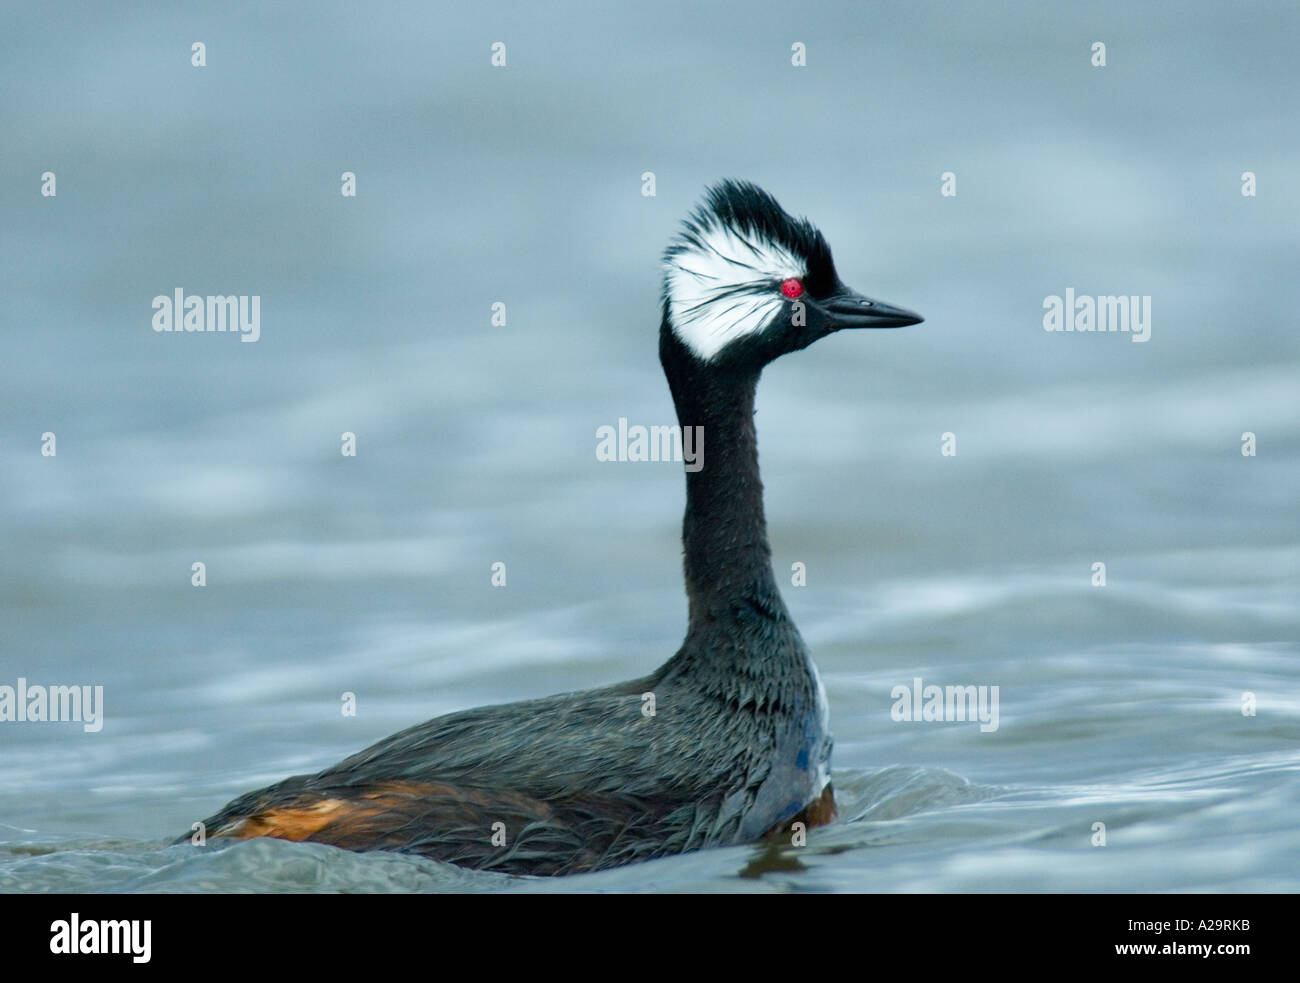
[187, 180, 922, 875]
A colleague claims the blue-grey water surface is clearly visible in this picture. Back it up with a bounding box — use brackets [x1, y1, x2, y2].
[1, 1, 1297, 892]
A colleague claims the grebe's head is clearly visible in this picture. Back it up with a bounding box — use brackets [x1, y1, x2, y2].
[662, 180, 922, 370]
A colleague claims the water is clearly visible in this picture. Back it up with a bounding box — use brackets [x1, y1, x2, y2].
[2, 1, 1297, 892]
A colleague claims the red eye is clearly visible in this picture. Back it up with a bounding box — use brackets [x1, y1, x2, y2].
[781, 278, 804, 299]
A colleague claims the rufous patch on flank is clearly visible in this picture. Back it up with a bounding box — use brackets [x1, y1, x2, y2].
[798, 783, 837, 828]
[227, 798, 348, 841]
[216, 780, 559, 848]
[764, 783, 836, 838]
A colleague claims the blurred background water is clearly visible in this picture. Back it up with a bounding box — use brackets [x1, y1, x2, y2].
[1, 0, 1296, 892]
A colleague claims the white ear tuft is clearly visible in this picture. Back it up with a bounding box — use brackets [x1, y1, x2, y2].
[664, 223, 804, 361]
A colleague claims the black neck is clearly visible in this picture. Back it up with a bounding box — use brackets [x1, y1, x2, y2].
[659, 327, 791, 640]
